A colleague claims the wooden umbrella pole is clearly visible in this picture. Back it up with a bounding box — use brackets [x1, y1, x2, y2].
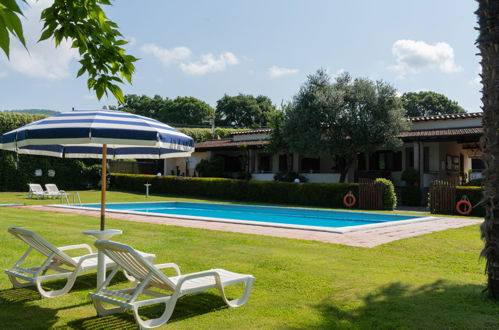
[100, 144, 107, 231]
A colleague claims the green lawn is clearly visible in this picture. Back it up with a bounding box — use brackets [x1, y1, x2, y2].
[0, 190, 495, 329]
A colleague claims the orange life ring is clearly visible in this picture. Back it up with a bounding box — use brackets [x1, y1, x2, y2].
[456, 200, 472, 215]
[343, 193, 356, 207]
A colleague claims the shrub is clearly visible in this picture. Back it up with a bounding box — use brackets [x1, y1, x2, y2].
[111, 174, 364, 209]
[400, 186, 421, 206]
[195, 157, 225, 178]
[374, 178, 397, 210]
[400, 167, 419, 185]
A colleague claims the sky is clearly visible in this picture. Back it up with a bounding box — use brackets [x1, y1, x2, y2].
[0, 0, 481, 114]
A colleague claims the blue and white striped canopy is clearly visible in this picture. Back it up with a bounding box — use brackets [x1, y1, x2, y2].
[0, 110, 194, 159]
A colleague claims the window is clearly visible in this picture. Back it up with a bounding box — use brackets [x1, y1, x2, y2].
[405, 147, 414, 169]
[279, 154, 292, 172]
[472, 158, 485, 171]
[301, 158, 320, 172]
[258, 155, 272, 172]
[369, 151, 402, 171]
[423, 147, 430, 173]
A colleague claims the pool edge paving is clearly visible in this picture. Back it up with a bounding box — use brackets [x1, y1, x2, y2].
[15, 205, 482, 248]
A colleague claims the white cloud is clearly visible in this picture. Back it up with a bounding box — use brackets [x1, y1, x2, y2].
[0, 71, 7, 78]
[126, 36, 137, 47]
[1, 0, 79, 80]
[390, 40, 462, 77]
[140, 44, 191, 66]
[268, 65, 299, 78]
[469, 65, 482, 86]
[179, 52, 239, 75]
[141, 43, 239, 75]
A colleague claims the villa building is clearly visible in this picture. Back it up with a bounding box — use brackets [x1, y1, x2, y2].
[163, 112, 484, 188]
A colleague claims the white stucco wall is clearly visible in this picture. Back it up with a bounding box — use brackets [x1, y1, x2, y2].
[302, 173, 341, 183]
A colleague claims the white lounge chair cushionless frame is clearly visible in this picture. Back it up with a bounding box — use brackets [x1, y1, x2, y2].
[44, 184, 67, 199]
[4, 228, 155, 298]
[89, 240, 255, 329]
[28, 184, 46, 199]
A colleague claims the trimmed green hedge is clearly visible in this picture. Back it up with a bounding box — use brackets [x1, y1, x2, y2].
[455, 186, 484, 217]
[111, 174, 362, 209]
[374, 178, 397, 210]
[400, 186, 421, 206]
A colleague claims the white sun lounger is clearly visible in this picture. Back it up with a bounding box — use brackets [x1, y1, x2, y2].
[4, 228, 155, 298]
[89, 240, 255, 329]
[44, 184, 67, 199]
[28, 184, 47, 199]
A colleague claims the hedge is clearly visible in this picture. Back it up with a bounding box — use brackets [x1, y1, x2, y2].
[111, 174, 363, 209]
[455, 186, 484, 217]
[374, 178, 397, 210]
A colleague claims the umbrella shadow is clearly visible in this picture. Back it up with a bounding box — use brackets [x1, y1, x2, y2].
[285, 280, 499, 329]
[0, 288, 58, 328]
[68, 292, 228, 329]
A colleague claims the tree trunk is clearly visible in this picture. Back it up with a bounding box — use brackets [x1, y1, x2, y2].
[476, 0, 499, 299]
[337, 156, 353, 183]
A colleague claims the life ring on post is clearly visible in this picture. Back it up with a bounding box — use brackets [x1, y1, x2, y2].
[343, 192, 356, 208]
[456, 196, 472, 216]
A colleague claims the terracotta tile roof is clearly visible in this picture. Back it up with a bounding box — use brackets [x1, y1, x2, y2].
[409, 112, 482, 122]
[195, 139, 269, 150]
[398, 127, 483, 139]
[231, 128, 272, 135]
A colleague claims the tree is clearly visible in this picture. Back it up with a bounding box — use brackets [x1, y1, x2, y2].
[215, 94, 276, 128]
[401, 91, 466, 117]
[118, 94, 168, 119]
[283, 69, 408, 182]
[476, 0, 499, 299]
[160, 97, 215, 125]
[118, 94, 215, 126]
[1, 0, 137, 103]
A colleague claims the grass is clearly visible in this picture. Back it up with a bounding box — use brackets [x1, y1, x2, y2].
[0, 190, 494, 329]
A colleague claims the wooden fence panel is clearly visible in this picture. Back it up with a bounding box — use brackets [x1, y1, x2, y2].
[429, 180, 456, 214]
[359, 180, 384, 210]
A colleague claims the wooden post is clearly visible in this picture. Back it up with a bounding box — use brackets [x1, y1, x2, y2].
[100, 144, 107, 231]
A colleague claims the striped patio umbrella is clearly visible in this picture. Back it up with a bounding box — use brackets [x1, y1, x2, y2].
[0, 109, 195, 230]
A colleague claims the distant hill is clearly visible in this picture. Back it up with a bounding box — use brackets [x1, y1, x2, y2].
[3, 109, 60, 115]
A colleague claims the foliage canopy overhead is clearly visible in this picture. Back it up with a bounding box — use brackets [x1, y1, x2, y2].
[0, 0, 137, 103]
[401, 91, 466, 117]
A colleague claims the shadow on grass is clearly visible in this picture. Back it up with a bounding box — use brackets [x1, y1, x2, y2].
[68, 292, 228, 329]
[0, 288, 58, 328]
[301, 280, 499, 329]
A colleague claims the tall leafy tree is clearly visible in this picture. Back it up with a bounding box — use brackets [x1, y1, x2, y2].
[216, 94, 276, 128]
[118, 94, 168, 119]
[401, 91, 466, 117]
[161, 97, 215, 125]
[0, 0, 137, 103]
[284, 69, 408, 182]
[476, 0, 499, 299]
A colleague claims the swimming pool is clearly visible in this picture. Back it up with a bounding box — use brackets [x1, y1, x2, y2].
[70, 202, 433, 233]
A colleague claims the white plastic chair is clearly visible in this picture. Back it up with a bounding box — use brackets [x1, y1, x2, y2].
[89, 240, 255, 329]
[4, 228, 155, 298]
[44, 184, 67, 199]
[28, 184, 47, 199]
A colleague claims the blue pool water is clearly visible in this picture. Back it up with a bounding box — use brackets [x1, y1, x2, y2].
[80, 202, 423, 230]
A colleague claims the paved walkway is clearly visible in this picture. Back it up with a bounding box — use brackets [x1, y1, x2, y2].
[18, 205, 482, 248]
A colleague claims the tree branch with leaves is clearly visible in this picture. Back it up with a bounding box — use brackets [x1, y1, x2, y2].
[0, 0, 136, 103]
